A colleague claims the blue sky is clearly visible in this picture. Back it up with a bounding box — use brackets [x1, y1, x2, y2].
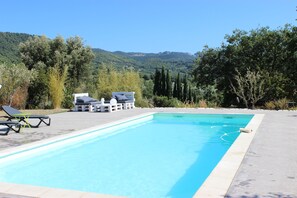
[0, 0, 295, 54]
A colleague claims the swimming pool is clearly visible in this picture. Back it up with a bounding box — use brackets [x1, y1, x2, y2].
[0, 113, 253, 197]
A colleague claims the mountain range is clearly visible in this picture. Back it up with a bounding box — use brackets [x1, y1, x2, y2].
[0, 32, 196, 75]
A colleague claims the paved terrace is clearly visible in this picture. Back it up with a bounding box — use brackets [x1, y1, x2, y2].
[0, 108, 296, 197]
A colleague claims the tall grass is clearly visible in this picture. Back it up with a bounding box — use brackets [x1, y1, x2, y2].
[97, 65, 144, 105]
[48, 66, 68, 109]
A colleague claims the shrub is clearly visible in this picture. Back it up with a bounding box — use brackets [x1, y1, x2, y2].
[274, 98, 289, 110]
[135, 98, 153, 108]
[153, 96, 180, 107]
[11, 86, 28, 109]
[198, 99, 208, 108]
[264, 101, 276, 110]
[264, 98, 289, 110]
[0, 63, 36, 106]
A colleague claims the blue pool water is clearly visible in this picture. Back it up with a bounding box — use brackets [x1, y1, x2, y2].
[0, 113, 253, 197]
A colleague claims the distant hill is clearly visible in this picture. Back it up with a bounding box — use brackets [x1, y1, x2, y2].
[93, 49, 195, 75]
[0, 32, 33, 63]
[0, 32, 195, 75]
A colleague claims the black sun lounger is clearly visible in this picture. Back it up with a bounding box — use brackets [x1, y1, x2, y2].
[0, 120, 21, 135]
[1, 105, 51, 128]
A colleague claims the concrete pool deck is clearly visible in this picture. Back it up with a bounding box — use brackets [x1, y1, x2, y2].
[0, 108, 296, 197]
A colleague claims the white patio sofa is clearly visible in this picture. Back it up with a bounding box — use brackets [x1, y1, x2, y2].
[73, 93, 99, 112]
[73, 93, 122, 112]
[112, 92, 135, 110]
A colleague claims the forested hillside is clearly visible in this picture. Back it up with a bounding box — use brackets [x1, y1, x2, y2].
[0, 32, 33, 63]
[92, 49, 195, 75]
[0, 32, 195, 75]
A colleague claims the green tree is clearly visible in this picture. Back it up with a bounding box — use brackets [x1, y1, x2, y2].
[176, 73, 182, 100]
[161, 66, 166, 96]
[0, 63, 36, 106]
[166, 70, 172, 98]
[19, 35, 94, 108]
[193, 26, 297, 106]
[231, 69, 266, 109]
[183, 76, 188, 102]
[66, 36, 94, 88]
[153, 68, 161, 96]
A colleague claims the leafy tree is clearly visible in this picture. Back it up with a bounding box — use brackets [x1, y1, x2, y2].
[19, 35, 94, 108]
[230, 69, 265, 109]
[0, 63, 36, 106]
[19, 36, 51, 70]
[66, 36, 94, 88]
[142, 79, 154, 99]
[193, 25, 297, 106]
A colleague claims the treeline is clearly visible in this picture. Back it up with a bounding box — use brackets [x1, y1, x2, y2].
[0, 32, 195, 77]
[153, 67, 197, 103]
[192, 25, 297, 108]
[0, 35, 145, 109]
[1, 24, 297, 110]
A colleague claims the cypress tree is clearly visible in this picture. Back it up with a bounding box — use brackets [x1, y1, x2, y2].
[166, 69, 172, 98]
[153, 68, 161, 95]
[183, 75, 188, 102]
[173, 80, 177, 98]
[188, 86, 192, 102]
[161, 66, 166, 96]
[176, 73, 181, 100]
[193, 92, 197, 103]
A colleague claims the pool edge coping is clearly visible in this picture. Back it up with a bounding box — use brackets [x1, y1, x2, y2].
[0, 112, 263, 198]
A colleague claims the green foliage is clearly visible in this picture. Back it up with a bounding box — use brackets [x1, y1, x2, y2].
[19, 35, 94, 108]
[231, 69, 265, 109]
[193, 25, 297, 107]
[176, 73, 181, 100]
[48, 65, 68, 109]
[264, 101, 276, 110]
[66, 36, 95, 87]
[264, 98, 290, 110]
[0, 63, 36, 106]
[153, 69, 162, 95]
[142, 79, 154, 99]
[96, 65, 143, 104]
[26, 67, 49, 109]
[0, 32, 32, 64]
[183, 76, 188, 102]
[153, 96, 180, 107]
[166, 70, 172, 98]
[93, 49, 195, 76]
